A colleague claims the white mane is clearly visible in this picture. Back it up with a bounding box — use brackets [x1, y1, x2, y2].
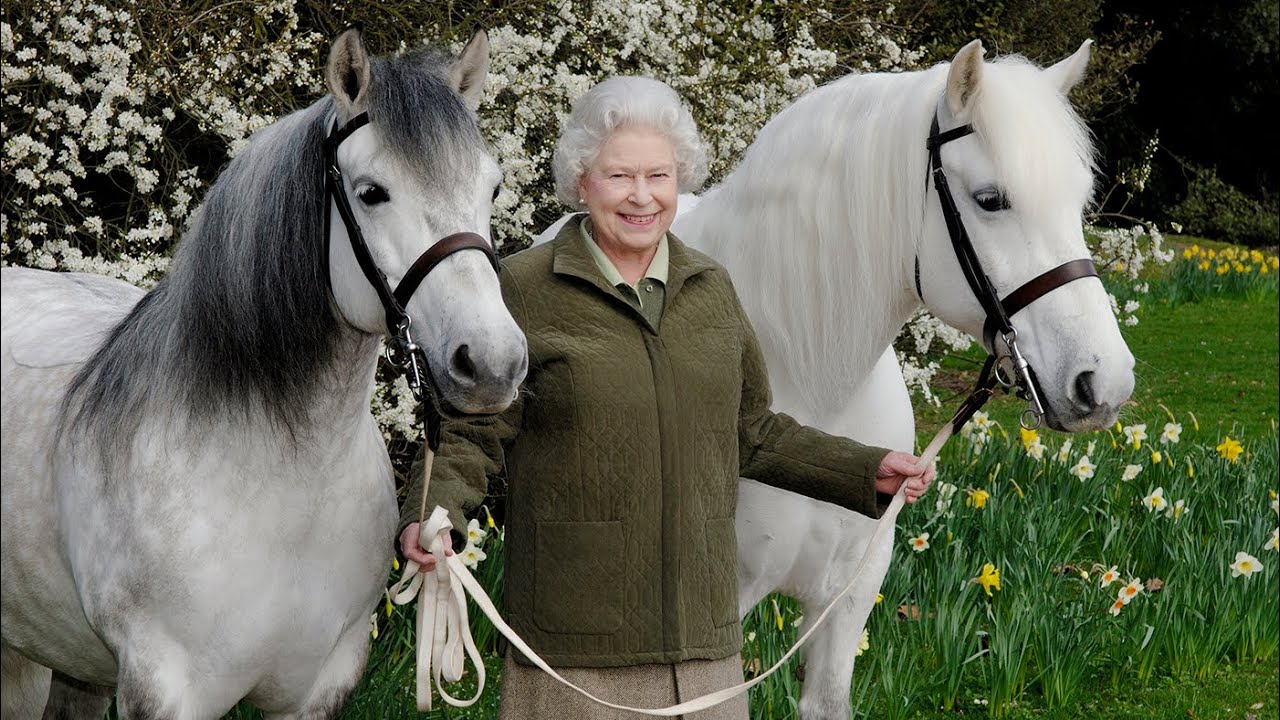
[676, 54, 1096, 418]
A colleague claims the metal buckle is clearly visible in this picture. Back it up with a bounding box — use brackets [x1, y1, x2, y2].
[385, 318, 426, 399]
[995, 329, 1044, 430]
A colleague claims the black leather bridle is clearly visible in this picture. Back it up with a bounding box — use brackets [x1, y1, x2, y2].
[921, 113, 1099, 430]
[324, 111, 500, 448]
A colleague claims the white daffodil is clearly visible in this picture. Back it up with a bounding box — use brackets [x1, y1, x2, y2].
[855, 628, 870, 657]
[1099, 566, 1120, 588]
[1121, 464, 1142, 481]
[466, 518, 487, 545]
[1265, 528, 1278, 552]
[1069, 455, 1096, 480]
[1027, 440, 1047, 460]
[1118, 578, 1144, 604]
[1123, 423, 1148, 449]
[1142, 487, 1167, 513]
[1165, 498, 1188, 521]
[908, 532, 930, 552]
[1160, 422, 1182, 444]
[1056, 439, 1074, 464]
[459, 543, 487, 569]
[1230, 551, 1263, 578]
[1086, 440, 1098, 456]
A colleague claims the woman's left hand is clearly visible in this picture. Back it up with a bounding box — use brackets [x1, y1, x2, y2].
[873, 450, 936, 504]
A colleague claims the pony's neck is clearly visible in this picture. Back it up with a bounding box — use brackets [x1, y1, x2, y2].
[678, 69, 941, 417]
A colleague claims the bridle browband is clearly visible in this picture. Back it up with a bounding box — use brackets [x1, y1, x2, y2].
[324, 111, 500, 449]
[922, 113, 1099, 430]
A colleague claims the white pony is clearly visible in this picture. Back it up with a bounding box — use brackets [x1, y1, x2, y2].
[1, 30, 526, 719]
[540, 40, 1132, 718]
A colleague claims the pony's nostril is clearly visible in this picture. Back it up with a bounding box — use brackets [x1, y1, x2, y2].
[1074, 371, 1097, 410]
[451, 344, 477, 383]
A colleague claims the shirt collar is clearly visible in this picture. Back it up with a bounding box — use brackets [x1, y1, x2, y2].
[579, 217, 669, 288]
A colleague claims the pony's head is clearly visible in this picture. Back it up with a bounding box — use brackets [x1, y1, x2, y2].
[915, 40, 1133, 431]
[323, 29, 526, 414]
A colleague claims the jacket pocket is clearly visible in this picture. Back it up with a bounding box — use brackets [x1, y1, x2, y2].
[706, 517, 741, 628]
[534, 520, 624, 635]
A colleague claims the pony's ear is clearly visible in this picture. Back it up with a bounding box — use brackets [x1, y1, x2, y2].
[1043, 39, 1093, 95]
[450, 30, 489, 113]
[326, 28, 372, 115]
[945, 40, 985, 118]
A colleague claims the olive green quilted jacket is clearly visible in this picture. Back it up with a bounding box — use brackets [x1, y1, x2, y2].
[400, 216, 889, 667]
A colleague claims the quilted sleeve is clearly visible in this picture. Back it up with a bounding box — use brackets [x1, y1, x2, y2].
[734, 292, 890, 519]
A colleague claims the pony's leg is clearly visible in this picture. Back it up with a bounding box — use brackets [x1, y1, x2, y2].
[794, 591, 874, 720]
[40, 673, 113, 720]
[259, 622, 368, 720]
[2, 644, 52, 720]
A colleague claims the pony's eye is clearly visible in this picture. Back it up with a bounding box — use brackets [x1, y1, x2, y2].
[973, 188, 1010, 213]
[357, 185, 390, 206]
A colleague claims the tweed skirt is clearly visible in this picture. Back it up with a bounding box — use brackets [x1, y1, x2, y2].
[498, 653, 749, 720]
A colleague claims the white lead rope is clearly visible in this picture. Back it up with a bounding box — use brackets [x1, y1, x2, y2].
[389, 425, 952, 714]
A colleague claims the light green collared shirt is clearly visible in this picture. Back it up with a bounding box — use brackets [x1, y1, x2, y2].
[579, 216, 668, 330]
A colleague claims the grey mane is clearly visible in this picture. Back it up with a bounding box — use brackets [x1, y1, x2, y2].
[63, 45, 483, 461]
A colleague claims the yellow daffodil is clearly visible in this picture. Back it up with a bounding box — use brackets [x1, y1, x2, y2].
[1099, 565, 1120, 588]
[1019, 427, 1039, 451]
[966, 488, 990, 509]
[485, 506, 497, 529]
[1182, 247, 1195, 259]
[1189, 412, 1199, 431]
[1216, 436, 1243, 463]
[385, 596, 394, 618]
[1142, 487, 1167, 513]
[973, 563, 1001, 597]
[1118, 578, 1143, 604]
[392, 556, 400, 571]
[1187, 458, 1195, 478]
[772, 598, 784, 631]
[1151, 450, 1162, 464]
[1229, 551, 1263, 578]
[908, 532, 930, 552]
[876, 593, 884, 604]
[1216, 263, 1229, 275]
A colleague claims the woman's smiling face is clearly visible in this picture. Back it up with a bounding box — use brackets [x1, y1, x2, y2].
[577, 126, 678, 262]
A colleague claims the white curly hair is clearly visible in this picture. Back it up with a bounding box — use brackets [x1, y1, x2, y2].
[552, 76, 708, 209]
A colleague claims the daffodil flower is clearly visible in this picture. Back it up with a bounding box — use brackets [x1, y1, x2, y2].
[484, 506, 497, 529]
[908, 532, 930, 552]
[1055, 439, 1073, 465]
[1086, 440, 1097, 456]
[1123, 423, 1148, 450]
[370, 613, 379, 640]
[1265, 528, 1278, 552]
[1216, 436, 1243, 463]
[875, 593, 884, 604]
[1142, 487, 1167, 513]
[972, 563, 1001, 597]
[1121, 464, 1142, 481]
[459, 543, 487, 569]
[1109, 599, 1126, 616]
[1027, 439, 1047, 460]
[965, 488, 990, 509]
[1118, 578, 1143, 604]
[1019, 427, 1039, 451]
[855, 629, 870, 657]
[1165, 498, 1188, 521]
[1069, 455, 1096, 480]
[1150, 450, 1163, 464]
[1099, 566, 1120, 588]
[1160, 422, 1182, 444]
[466, 518, 487, 545]
[772, 598, 783, 631]
[1229, 551, 1263, 578]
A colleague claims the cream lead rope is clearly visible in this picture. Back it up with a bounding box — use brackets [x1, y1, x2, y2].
[388, 426, 953, 714]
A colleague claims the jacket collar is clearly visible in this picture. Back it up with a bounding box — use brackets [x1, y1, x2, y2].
[551, 214, 716, 305]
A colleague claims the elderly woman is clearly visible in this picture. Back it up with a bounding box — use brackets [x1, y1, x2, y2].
[399, 76, 934, 719]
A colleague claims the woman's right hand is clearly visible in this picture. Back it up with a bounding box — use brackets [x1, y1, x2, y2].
[400, 522, 453, 573]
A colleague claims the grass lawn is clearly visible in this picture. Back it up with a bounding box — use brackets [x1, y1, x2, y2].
[915, 294, 1279, 446]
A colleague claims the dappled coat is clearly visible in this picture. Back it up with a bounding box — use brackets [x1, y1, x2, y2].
[400, 216, 890, 666]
